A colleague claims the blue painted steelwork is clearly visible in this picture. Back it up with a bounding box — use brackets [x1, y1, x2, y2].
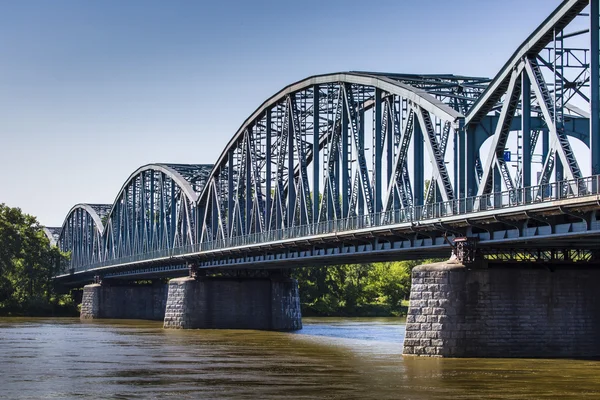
[57, 204, 110, 271]
[49, 1, 600, 284]
[43, 227, 62, 247]
[101, 163, 212, 262]
[592, 0, 600, 174]
[55, 173, 600, 284]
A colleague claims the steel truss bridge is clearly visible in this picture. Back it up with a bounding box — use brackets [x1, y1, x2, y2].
[50, 0, 600, 285]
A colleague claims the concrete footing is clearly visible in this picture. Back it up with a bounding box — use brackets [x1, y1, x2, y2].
[163, 276, 302, 330]
[402, 261, 600, 358]
[80, 283, 168, 320]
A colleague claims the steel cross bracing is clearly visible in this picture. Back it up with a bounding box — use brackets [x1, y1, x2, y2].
[50, 0, 600, 280]
[56, 173, 600, 281]
[57, 204, 110, 271]
[466, 0, 598, 205]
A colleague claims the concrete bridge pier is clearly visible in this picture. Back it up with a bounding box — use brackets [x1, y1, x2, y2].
[80, 280, 168, 320]
[402, 260, 600, 358]
[163, 270, 302, 331]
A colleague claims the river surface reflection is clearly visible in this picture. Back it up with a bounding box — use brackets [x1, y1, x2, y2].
[0, 317, 599, 399]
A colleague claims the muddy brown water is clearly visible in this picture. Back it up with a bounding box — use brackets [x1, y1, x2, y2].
[0, 317, 598, 399]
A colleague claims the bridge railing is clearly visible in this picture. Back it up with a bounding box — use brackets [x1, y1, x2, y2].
[65, 174, 600, 275]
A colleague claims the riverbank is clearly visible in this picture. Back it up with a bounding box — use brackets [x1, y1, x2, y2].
[0, 297, 79, 317]
[3, 301, 408, 319]
[301, 302, 409, 317]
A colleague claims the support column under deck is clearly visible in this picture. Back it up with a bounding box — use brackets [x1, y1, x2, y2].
[163, 274, 302, 330]
[80, 282, 168, 321]
[402, 261, 600, 358]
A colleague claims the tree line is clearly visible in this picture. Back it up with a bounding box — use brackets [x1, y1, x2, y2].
[293, 259, 435, 317]
[0, 204, 74, 316]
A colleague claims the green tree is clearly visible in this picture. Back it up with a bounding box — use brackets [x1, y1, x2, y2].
[364, 261, 413, 308]
[0, 204, 70, 314]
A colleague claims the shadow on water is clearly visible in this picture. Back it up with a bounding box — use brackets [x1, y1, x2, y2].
[0, 317, 599, 399]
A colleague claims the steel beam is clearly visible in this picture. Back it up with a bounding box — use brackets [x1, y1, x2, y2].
[374, 89, 383, 212]
[413, 114, 424, 207]
[592, 0, 600, 174]
[312, 86, 320, 222]
[522, 71, 532, 191]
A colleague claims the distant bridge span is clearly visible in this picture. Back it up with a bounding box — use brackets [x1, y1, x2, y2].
[51, 0, 600, 286]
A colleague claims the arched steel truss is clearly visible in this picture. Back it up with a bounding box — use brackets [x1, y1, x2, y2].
[464, 0, 598, 203]
[58, 204, 110, 270]
[101, 164, 213, 261]
[43, 227, 62, 247]
[196, 72, 490, 242]
[49, 0, 599, 275]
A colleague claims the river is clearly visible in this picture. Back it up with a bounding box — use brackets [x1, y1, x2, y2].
[0, 317, 599, 399]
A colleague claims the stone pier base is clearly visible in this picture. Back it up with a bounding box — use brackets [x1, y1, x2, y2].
[402, 261, 600, 358]
[163, 276, 302, 330]
[80, 283, 168, 320]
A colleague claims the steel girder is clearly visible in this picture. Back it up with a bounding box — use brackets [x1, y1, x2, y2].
[466, 0, 597, 203]
[57, 204, 110, 271]
[196, 73, 477, 245]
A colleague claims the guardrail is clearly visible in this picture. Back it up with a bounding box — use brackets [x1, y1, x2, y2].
[62, 174, 600, 275]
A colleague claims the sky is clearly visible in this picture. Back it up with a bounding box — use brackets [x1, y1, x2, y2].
[0, 0, 563, 227]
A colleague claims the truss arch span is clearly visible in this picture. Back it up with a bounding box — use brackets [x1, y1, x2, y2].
[462, 0, 595, 201]
[196, 72, 489, 243]
[58, 204, 110, 271]
[102, 163, 213, 262]
[43, 227, 61, 247]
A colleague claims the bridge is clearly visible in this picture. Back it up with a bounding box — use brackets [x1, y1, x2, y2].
[47, 0, 600, 358]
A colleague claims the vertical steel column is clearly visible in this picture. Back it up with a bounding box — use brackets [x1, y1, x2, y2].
[413, 119, 424, 207]
[522, 72, 532, 192]
[265, 111, 272, 228]
[170, 180, 176, 248]
[78, 209, 82, 267]
[159, 176, 164, 249]
[555, 152, 564, 182]
[288, 105, 295, 227]
[542, 129, 549, 182]
[124, 187, 130, 254]
[228, 149, 234, 236]
[69, 214, 73, 267]
[453, 131, 458, 200]
[140, 172, 146, 250]
[276, 106, 283, 228]
[359, 109, 365, 216]
[246, 131, 252, 234]
[458, 128, 466, 199]
[212, 185, 219, 240]
[149, 171, 154, 247]
[465, 125, 477, 198]
[493, 166, 502, 207]
[132, 181, 137, 253]
[386, 100, 393, 185]
[592, 0, 600, 175]
[374, 89, 383, 212]
[312, 86, 320, 223]
[541, 130, 550, 195]
[341, 90, 349, 217]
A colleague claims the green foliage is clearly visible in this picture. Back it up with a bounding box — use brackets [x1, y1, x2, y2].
[292, 259, 431, 317]
[0, 203, 72, 315]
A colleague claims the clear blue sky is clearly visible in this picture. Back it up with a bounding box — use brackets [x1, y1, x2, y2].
[0, 0, 561, 226]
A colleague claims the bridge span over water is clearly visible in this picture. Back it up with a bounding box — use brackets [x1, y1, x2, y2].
[45, 0, 600, 358]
